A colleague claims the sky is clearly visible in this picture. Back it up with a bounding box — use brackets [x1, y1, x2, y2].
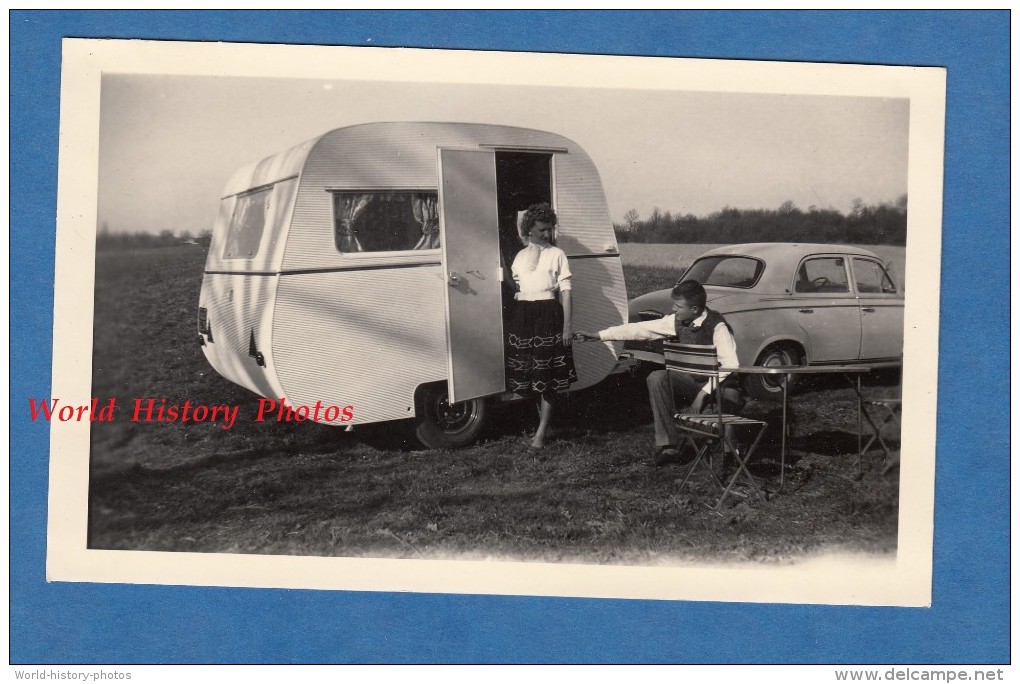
[98, 73, 909, 235]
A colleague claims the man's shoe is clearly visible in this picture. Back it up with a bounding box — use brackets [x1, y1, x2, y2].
[653, 445, 681, 467]
[675, 444, 698, 466]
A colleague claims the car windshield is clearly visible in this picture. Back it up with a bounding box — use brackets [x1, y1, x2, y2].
[683, 256, 764, 288]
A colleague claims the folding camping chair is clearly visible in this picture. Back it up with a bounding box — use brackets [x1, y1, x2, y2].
[862, 398, 902, 474]
[663, 341, 769, 510]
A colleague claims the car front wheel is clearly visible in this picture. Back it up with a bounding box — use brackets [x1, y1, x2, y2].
[745, 344, 802, 401]
[413, 383, 488, 449]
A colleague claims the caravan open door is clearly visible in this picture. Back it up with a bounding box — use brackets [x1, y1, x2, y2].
[437, 148, 505, 403]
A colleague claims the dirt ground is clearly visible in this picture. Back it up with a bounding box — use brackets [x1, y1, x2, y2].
[87, 246, 901, 564]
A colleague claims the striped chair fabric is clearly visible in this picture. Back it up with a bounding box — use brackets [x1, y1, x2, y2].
[663, 341, 719, 377]
[675, 412, 769, 435]
[663, 341, 769, 509]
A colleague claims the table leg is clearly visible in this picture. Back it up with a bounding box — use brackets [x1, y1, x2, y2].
[780, 373, 788, 489]
[856, 374, 862, 473]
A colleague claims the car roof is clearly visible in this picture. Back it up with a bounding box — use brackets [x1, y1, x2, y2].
[698, 242, 882, 261]
[694, 243, 885, 292]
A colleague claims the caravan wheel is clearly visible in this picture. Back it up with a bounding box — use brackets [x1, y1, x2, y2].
[414, 384, 488, 449]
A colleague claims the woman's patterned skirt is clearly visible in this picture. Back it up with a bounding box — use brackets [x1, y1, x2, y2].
[505, 299, 577, 396]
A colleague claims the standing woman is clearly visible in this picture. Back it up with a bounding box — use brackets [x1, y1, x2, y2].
[505, 203, 577, 449]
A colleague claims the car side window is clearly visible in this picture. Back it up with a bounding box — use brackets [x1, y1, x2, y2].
[794, 257, 850, 293]
[852, 257, 897, 294]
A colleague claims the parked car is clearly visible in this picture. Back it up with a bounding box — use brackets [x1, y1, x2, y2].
[625, 243, 904, 400]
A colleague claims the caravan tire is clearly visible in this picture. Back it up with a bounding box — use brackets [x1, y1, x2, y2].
[414, 384, 488, 449]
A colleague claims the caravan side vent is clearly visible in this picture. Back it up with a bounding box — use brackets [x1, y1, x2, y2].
[197, 307, 213, 345]
[248, 328, 265, 367]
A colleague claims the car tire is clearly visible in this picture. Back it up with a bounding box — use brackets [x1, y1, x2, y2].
[413, 383, 488, 449]
[745, 344, 802, 401]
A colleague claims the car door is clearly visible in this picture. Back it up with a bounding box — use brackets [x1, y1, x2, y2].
[792, 255, 862, 362]
[851, 256, 904, 361]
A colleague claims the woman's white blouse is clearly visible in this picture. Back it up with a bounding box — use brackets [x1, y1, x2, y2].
[512, 244, 572, 300]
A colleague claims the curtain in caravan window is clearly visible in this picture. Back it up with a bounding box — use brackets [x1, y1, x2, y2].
[412, 194, 440, 250]
[335, 194, 370, 252]
[332, 191, 441, 253]
[223, 187, 271, 259]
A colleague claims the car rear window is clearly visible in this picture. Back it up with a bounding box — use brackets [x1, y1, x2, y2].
[683, 256, 764, 289]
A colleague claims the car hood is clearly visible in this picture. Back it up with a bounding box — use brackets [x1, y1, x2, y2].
[628, 286, 747, 321]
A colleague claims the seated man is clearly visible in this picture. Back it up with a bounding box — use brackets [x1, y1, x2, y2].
[575, 279, 743, 465]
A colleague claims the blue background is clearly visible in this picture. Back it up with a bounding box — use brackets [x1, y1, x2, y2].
[10, 11, 1009, 663]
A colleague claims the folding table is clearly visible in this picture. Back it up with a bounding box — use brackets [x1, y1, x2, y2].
[721, 365, 870, 488]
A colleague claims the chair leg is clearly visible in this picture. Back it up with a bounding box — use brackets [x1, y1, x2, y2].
[862, 404, 901, 462]
[861, 430, 893, 460]
[861, 406, 886, 455]
[714, 454, 749, 510]
[676, 437, 713, 491]
[878, 405, 901, 474]
[881, 451, 900, 475]
[714, 426, 768, 511]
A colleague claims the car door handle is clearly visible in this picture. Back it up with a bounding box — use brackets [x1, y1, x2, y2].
[862, 307, 876, 313]
[798, 309, 814, 314]
[448, 271, 461, 285]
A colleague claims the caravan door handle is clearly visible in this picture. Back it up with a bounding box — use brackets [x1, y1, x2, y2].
[448, 271, 461, 285]
[798, 309, 814, 314]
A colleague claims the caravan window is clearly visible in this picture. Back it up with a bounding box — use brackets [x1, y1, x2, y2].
[332, 192, 440, 253]
[223, 186, 271, 259]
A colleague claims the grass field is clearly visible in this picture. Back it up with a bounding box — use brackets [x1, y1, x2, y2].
[88, 245, 901, 564]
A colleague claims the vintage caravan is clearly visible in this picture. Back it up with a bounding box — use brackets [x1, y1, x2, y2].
[198, 122, 628, 447]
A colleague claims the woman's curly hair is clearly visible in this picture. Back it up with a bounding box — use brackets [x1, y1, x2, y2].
[519, 202, 558, 242]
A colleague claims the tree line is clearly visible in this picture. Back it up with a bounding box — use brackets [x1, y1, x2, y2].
[96, 227, 212, 251]
[96, 195, 907, 250]
[614, 196, 907, 245]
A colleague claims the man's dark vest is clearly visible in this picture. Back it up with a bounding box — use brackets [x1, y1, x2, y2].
[674, 308, 740, 391]
[674, 308, 731, 345]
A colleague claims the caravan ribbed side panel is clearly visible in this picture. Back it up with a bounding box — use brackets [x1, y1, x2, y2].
[552, 154, 617, 256]
[282, 122, 619, 271]
[272, 264, 448, 425]
[199, 273, 283, 400]
[566, 256, 628, 390]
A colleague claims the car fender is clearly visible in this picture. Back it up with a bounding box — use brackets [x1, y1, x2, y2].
[627, 289, 673, 321]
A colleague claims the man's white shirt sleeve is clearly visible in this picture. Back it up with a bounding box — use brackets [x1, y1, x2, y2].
[712, 322, 739, 389]
[597, 315, 677, 341]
